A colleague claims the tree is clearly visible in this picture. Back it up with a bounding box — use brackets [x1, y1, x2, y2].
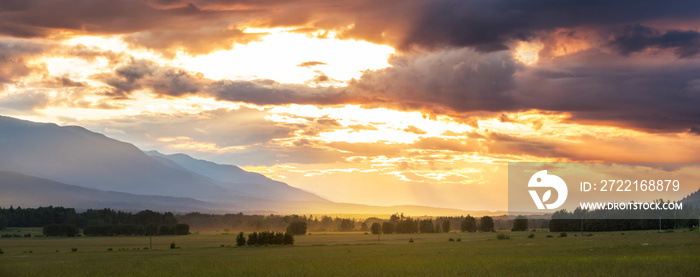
[42, 224, 80, 237]
[370, 222, 381, 234]
[283, 232, 294, 245]
[338, 219, 355, 231]
[461, 215, 477, 232]
[0, 215, 6, 230]
[381, 222, 394, 234]
[236, 232, 246, 246]
[419, 219, 435, 233]
[174, 223, 189, 235]
[512, 216, 528, 231]
[442, 220, 451, 233]
[360, 222, 369, 232]
[247, 232, 258, 246]
[286, 221, 307, 235]
[479, 216, 494, 232]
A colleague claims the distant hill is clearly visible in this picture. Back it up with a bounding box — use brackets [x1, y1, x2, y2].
[0, 115, 489, 216]
[146, 150, 326, 202]
[680, 188, 700, 208]
[0, 171, 217, 212]
[0, 115, 320, 205]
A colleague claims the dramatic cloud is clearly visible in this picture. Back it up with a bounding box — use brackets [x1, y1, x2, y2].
[349, 48, 518, 113]
[610, 25, 700, 58]
[0, 0, 262, 55]
[92, 59, 206, 99]
[0, 38, 52, 84]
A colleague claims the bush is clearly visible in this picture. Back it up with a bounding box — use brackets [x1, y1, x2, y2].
[528, 234, 535, 239]
[546, 235, 553, 238]
[456, 238, 461, 242]
[408, 238, 414, 243]
[496, 233, 510, 240]
[71, 248, 77, 252]
[559, 232, 567, 237]
[0, 247, 3, 254]
[448, 238, 454, 241]
[108, 248, 113, 251]
[170, 242, 176, 249]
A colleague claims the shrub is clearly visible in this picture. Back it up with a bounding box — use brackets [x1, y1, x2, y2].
[71, 248, 77, 252]
[24, 233, 31, 237]
[528, 234, 535, 239]
[456, 238, 461, 242]
[108, 248, 113, 251]
[496, 233, 510, 240]
[170, 242, 176, 249]
[546, 235, 553, 238]
[408, 238, 414, 243]
[560, 232, 567, 238]
[448, 238, 454, 241]
[0, 248, 3, 254]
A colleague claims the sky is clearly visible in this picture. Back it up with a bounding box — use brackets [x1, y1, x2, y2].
[1, 0, 700, 211]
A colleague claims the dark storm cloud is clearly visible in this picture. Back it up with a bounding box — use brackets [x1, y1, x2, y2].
[512, 50, 700, 132]
[610, 25, 700, 58]
[4, 0, 697, 54]
[398, 0, 700, 51]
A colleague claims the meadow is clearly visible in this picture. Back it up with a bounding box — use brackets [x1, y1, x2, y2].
[1, 228, 698, 276]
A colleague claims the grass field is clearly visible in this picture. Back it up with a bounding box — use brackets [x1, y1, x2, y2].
[1, 228, 699, 276]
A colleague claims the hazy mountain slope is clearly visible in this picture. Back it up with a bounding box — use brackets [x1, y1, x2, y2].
[680, 188, 700, 208]
[0, 171, 219, 212]
[146, 150, 327, 202]
[0, 116, 250, 202]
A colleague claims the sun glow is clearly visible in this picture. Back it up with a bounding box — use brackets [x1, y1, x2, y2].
[514, 40, 544, 65]
[172, 29, 395, 84]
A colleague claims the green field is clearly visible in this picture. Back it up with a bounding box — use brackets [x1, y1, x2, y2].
[1, 229, 699, 276]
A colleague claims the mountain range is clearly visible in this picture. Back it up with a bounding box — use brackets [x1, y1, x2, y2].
[0, 115, 481, 216]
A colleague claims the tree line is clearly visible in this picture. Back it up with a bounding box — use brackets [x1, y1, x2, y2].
[0, 206, 189, 237]
[549, 207, 699, 232]
[236, 231, 294, 246]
